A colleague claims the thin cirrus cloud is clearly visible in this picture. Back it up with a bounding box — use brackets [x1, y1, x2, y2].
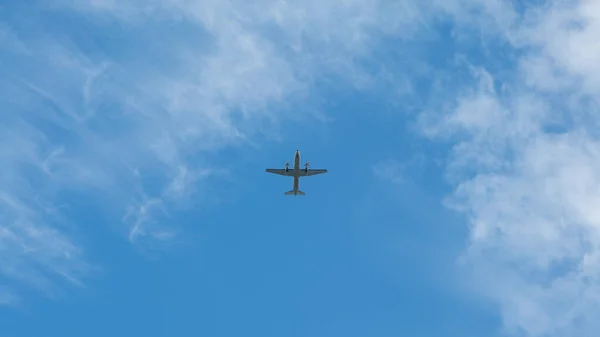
[0, 0, 431, 303]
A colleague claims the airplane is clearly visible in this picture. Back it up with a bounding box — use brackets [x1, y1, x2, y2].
[265, 150, 327, 196]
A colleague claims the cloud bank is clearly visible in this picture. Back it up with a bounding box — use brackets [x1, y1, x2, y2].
[421, 1, 600, 336]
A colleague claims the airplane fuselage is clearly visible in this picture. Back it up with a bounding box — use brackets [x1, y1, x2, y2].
[292, 150, 301, 195]
[294, 150, 301, 170]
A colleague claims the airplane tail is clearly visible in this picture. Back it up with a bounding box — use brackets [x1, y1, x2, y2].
[284, 190, 305, 196]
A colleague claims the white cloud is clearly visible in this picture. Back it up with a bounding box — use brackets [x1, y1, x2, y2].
[0, 190, 91, 298]
[420, 1, 600, 336]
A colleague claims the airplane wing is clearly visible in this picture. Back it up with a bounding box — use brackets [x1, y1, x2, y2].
[265, 168, 291, 176]
[304, 169, 327, 176]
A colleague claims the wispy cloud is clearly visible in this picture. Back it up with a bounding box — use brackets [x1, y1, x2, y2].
[0, 286, 19, 305]
[49, 0, 434, 237]
[372, 155, 426, 185]
[420, 1, 600, 336]
[0, 0, 432, 301]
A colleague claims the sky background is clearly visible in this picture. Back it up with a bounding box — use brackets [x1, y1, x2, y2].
[2, 1, 600, 337]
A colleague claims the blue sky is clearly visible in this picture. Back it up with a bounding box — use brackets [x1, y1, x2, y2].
[2, 1, 600, 336]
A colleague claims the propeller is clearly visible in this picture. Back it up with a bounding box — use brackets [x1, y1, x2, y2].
[285, 161, 290, 170]
[304, 161, 310, 171]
